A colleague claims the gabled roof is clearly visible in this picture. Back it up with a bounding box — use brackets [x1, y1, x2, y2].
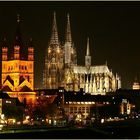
[20, 85, 32, 92]
[3, 75, 14, 86]
[73, 65, 110, 74]
[19, 76, 25, 85]
[90, 65, 110, 74]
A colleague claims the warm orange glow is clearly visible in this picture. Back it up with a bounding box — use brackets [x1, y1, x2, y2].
[2, 47, 8, 60]
[132, 82, 140, 90]
[2, 45, 35, 105]
[48, 48, 51, 53]
[28, 47, 34, 60]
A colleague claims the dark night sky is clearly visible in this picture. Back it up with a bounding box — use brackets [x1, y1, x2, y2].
[0, 1, 140, 89]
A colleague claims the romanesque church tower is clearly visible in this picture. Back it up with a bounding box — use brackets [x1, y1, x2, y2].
[1, 15, 35, 104]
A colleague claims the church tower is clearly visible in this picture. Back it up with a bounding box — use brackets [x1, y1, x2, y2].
[43, 12, 64, 89]
[1, 15, 35, 104]
[64, 13, 77, 68]
[85, 37, 91, 67]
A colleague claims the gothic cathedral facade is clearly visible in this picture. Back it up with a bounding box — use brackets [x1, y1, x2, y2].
[43, 12, 121, 95]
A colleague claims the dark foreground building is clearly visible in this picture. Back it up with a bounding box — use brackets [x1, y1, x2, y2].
[0, 91, 24, 123]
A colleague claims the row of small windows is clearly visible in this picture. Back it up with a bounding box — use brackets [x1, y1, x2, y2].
[70, 107, 90, 113]
[4, 64, 32, 71]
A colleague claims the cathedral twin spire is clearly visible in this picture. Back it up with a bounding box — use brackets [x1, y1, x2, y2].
[50, 12, 91, 67]
[50, 12, 59, 45]
[50, 12, 72, 45]
[65, 14, 72, 44]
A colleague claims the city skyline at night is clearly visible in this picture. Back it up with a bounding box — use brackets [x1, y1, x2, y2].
[0, 1, 140, 89]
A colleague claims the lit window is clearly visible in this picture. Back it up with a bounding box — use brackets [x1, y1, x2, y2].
[57, 48, 60, 53]
[6, 100, 11, 104]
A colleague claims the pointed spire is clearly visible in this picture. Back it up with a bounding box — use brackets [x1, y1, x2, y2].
[105, 60, 108, 66]
[14, 14, 22, 46]
[2, 35, 8, 47]
[85, 37, 91, 67]
[29, 37, 33, 47]
[86, 37, 90, 56]
[65, 13, 72, 44]
[50, 12, 59, 45]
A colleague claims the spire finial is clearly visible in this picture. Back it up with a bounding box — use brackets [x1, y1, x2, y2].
[2, 35, 8, 47]
[14, 14, 22, 46]
[50, 11, 59, 45]
[85, 37, 91, 67]
[29, 37, 33, 47]
[105, 60, 108, 66]
[86, 37, 90, 56]
[65, 13, 72, 44]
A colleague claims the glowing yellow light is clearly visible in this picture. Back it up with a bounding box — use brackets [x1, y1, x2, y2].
[26, 116, 30, 120]
[101, 119, 104, 123]
[57, 48, 60, 53]
[48, 48, 51, 53]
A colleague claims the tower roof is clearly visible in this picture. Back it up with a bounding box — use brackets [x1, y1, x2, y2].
[65, 13, 72, 44]
[29, 38, 34, 47]
[2, 36, 8, 47]
[50, 12, 59, 45]
[14, 14, 23, 46]
[86, 37, 90, 56]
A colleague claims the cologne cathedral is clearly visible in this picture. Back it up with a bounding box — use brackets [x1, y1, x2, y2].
[43, 12, 121, 95]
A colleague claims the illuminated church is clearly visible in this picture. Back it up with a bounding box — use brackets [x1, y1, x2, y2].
[1, 15, 36, 104]
[43, 12, 121, 95]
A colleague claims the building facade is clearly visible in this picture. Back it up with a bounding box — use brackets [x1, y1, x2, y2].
[43, 12, 121, 95]
[1, 15, 36, 104]
[132, 77, 140, 90]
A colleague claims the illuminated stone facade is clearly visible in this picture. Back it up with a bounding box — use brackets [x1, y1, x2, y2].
[1, 15, 36, 104]
[132, 77, 140, 90]
[120, 99, 132, 115]
[44, 12, 121, 95]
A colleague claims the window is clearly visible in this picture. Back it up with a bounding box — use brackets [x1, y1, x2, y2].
[86, 107, 90, 113]
[78, 107, 81, 113]
[6, 100, 11, 104]
[82, 107, 85, 113]
[70, 107, 73, 113]
[74, 107, 77, 113]
[30, 64, 32, 69]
